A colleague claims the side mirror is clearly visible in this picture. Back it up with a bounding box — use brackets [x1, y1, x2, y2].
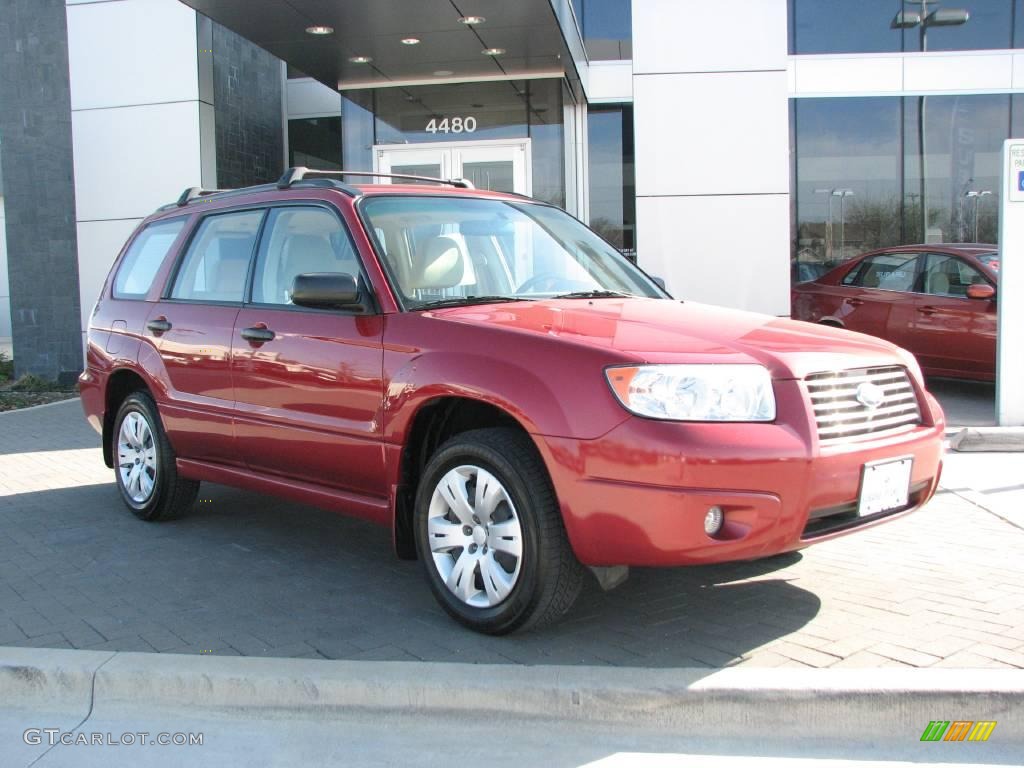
[966, 283, 996, 300]
[651, 276, 667, 290]
[291, 273, 363, 309]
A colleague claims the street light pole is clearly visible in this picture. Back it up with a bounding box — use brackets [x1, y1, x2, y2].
[814, 188, 835, 260]
[833, 189, 854, 258]
[892, 2, 969, 243]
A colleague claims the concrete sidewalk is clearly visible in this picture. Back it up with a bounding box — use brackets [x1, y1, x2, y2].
[2, 647, 1021, 767]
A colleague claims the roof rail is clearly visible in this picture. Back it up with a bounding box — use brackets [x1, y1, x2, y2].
[277, 167, 475, 190]
[176, 186, 227, 207]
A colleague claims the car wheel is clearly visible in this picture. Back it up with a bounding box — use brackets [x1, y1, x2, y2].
[112, 391, 199, 521]
[414, 427, 584, 634]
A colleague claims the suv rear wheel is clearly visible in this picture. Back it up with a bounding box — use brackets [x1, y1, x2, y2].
[112, 391, 199, 521]
[414, 428, 584, 634]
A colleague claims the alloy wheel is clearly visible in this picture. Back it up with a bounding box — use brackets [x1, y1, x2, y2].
[117, 411, 158, 504]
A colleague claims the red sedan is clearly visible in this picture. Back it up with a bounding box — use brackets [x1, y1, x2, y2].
[792, 244, 999, 381]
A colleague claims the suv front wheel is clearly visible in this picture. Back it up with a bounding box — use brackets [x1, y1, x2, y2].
[414, 428, 584, 634]
[112, 391, 199, 521]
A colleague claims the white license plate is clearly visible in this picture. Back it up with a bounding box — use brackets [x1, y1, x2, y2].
[858, 456, 913, 517]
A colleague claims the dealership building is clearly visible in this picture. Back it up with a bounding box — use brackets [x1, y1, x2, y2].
[1, 0, 1022, 378]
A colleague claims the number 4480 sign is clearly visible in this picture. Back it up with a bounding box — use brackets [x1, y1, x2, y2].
[425, 116, 478, 134]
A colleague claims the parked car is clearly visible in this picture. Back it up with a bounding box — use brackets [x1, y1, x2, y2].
[80, 170, 946, 634]
[792, 244, 999, 382]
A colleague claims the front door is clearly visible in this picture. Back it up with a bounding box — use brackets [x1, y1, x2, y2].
[375, 139, 531, 195]
[230, 204, 387, 501]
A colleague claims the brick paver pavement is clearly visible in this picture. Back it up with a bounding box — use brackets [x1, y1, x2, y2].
[1, 400, 1022, 668]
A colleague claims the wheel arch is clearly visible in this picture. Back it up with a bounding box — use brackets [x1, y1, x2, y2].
[392, 395, 534, 560]
[102, 368, 152, 468]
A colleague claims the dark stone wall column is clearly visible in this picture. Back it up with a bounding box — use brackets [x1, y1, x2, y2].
[0, 0, 83, 380]
[212, 22, 284, 187]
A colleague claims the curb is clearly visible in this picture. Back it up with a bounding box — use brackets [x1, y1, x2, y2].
[946, 426, 1024, 452]
[0, 395, 80, 416]
[2, 647, 1022, 744]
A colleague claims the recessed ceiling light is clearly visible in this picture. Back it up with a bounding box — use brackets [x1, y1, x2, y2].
[348, 55, 373, 64]
[400, 37, 421, 45]
[482, 47, 505, 56]
[433, 69, 454, 76]
[305, 25, 333, 35]
[459, 15, 485, 25]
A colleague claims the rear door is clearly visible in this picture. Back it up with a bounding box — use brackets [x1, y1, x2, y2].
[230, 205, 387, 500]
[907, 253, 996, 378]
[831, 252, 922, 344]
[144, 208, 265, 465]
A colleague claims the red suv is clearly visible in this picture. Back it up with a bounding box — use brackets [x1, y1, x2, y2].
[80, 169, 945, 634]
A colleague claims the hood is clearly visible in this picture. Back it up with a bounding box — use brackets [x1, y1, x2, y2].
[426, 297, 913, 380]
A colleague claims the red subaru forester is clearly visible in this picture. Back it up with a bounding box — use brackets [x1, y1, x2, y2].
[80, 169, 945, 634]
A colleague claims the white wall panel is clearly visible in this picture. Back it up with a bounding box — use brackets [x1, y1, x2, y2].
[72, 102, 203, 222]
[633, 72, 789, 197]
[794, 56, 904, 95]
[67, 0, 199, 110]
[903, 53, 1012, 93]
[636, 194, 791, 316]
[586, 61, 633, 103]
[76, 219, 142, 330]
[632, 0, 786, 75]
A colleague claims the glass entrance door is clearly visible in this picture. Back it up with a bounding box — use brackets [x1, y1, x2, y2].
[374, 140, 531, 195]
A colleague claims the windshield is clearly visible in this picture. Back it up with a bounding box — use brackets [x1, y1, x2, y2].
[359, 196, 665, 309]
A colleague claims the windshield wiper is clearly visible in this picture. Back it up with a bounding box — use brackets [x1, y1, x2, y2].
[551, 290, 635, 299]
[411, 295, 533, 311]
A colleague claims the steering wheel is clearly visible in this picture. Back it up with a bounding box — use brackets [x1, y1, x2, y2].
[516, 273, 590, 295]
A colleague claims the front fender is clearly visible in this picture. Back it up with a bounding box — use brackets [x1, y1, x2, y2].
[382, 349, 629, 444]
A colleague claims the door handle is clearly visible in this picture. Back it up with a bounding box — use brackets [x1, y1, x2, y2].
[917, 306, 938, 315]
[845, 298, 864, 307]
[146, 317, 171, 335]
[240, 325, 275, 343]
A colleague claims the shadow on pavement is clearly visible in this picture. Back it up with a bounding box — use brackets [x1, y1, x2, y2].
[927, 376, 995, 427]
[0, 479, 820, 669]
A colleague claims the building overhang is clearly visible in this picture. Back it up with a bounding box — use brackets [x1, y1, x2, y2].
[179, 0, 575, 91]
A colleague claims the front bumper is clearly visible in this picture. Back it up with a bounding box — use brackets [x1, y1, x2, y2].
[534, 384, 945, 567]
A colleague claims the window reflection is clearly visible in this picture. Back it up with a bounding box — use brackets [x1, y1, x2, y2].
[587, 105, 635, 259]
[571, 0, 632, 60]
[288, 117, 342, 170]
[790, 0, 1020, 54]
[792, 94, 1013, 282]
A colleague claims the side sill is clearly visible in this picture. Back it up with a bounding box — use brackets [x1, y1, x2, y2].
[176, 458, 391, 527]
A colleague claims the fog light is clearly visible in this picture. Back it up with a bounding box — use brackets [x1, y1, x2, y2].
[704, 506, 724, 535]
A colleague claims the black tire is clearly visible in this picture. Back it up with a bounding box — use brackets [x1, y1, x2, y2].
[414, 427, 584, 634]
[112, 391, 199, 521]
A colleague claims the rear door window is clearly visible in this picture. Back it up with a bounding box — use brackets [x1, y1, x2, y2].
[113, 218, 186, 299]
[842, 253, 920, 292]
[169, 210, 264, 303]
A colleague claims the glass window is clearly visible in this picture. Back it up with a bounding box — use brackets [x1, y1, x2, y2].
[843, 252, 921, 291]
[790, 0, 1016, 54]
[288, 117, 342, 170]
[904, 94, 1007, 245]
[790, 0, 903, 54]
[113, 219, 186, 299]
[920, 253, 987, 296]
[587, 105, 635, 259]
[360, 196, 662, 308]
[792, 94, 1010, 287]
[251, 207, 360, 306]
[792, 98, 902, 270]
[170, 210, 263, 303]
[572, 0, 632, 60]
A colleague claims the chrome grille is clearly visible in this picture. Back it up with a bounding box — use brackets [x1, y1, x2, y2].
[806, 365, 921, 444]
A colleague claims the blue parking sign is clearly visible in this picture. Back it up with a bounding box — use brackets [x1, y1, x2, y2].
[1019, 170, 1024, 191]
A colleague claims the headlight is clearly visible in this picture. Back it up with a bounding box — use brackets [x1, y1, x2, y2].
[605, 364, 776, 422]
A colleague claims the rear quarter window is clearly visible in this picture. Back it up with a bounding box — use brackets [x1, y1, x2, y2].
[113, 219, 186, 299]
